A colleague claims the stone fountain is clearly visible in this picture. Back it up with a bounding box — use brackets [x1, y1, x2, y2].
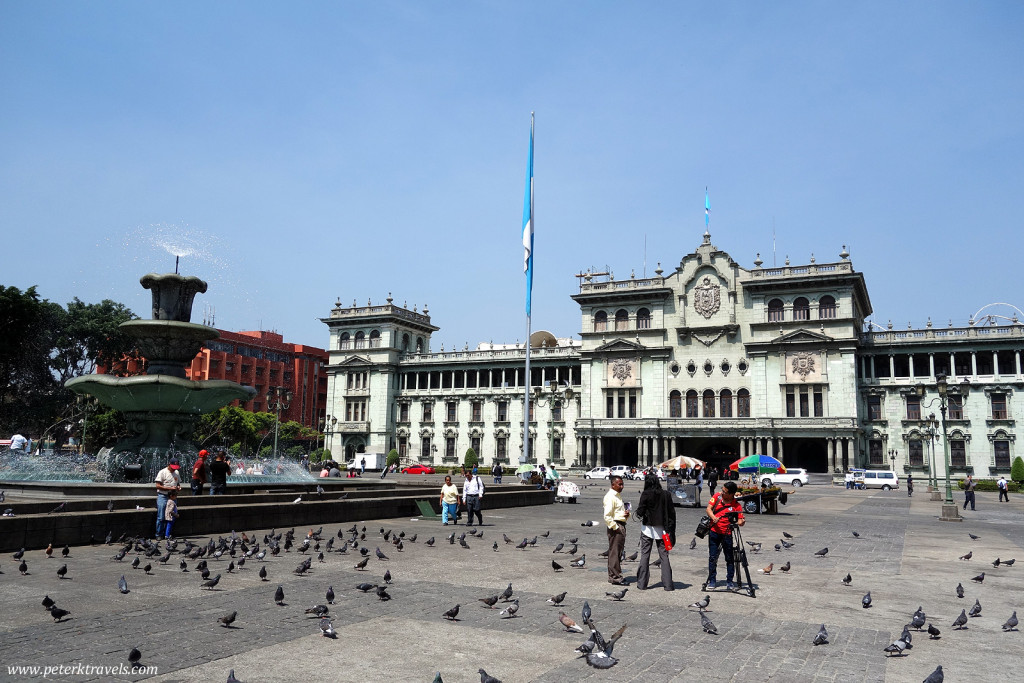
[65, 273, 256, 480]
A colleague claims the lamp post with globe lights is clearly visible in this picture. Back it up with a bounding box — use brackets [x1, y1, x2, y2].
[916, 374, 970, 521]
[266, 386, 293, 459]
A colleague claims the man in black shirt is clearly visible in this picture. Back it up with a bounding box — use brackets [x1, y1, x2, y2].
[210, 450, 231, 495]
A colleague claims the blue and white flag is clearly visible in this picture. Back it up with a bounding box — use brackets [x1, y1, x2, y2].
[705, 187, 710, 228]
[523, 115, 535, 316]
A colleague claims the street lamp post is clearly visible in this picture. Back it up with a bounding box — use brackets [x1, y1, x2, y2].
[533, 383, 574, 465]
[922, 412, 939, 494]
[888, 448, 898, 472]
[917, 374, 970, 522]
[266, 386, 293, 459]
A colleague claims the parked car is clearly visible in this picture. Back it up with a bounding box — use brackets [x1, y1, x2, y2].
[861, 469, 900, 490]
[631, 467, 665, 481]
[761, 468, 809, 487]
[609, 465, 632, 479]
[584, 467, 610, 479]
[401, 464, 436, 475]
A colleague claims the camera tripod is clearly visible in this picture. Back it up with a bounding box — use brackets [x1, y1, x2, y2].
[701, 517, 756, 598]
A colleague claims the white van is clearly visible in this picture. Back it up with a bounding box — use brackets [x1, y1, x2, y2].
[862, 469, 900, 490]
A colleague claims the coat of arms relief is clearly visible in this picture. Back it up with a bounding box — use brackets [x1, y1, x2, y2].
[693, 276, 721, 319]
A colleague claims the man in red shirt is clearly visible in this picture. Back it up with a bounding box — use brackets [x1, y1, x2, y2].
[705, 480, 745, 590]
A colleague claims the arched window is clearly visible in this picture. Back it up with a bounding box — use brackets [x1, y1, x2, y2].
[685, 390, 699, 418]
[720, 389, 733, 418]
[339, 332, 350, 350]
[594, 310, 608, 332]
[737, 389, 751, 417]
[415, 337, 424, 353]
[369, 330, 381, 348]
[767, 299, 784, 322]
[703, 390, 716, 418]
[354, 331, 366, 348]
[637, 308, 651, 329]
[615, 309, 629, 331]
[669, 390, 682, 418]
[818, 295, 837, 319]
[793, 297, 810, 321]
[401, 333, 410, 352]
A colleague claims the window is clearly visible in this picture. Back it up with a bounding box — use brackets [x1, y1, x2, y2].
[421, 437, 431, 459]
[686, 390, 699, 418]
[369, 330, 381, 347]
[497, 401, 508, 422]
[528, 400, 535, 422]
[703, 390, 716, 418]
[813, 389, 823, 417]
[720, 389, 733, 418]
[552, 402, 562, 421]
[768, 299, 784, 322]
[606, 389, 639, 418]
[401, 333, 410, 353]
[786, 388, 796, 418]
[799, 388, 809, 417]
[345, 400, 366, 421]
[422, 403, 433, 422]
[869, 439, 884, 465]
[594, 310, 608, 332]
[637, 308, 651, 329]
[867, 395, 882, 421]
[906, 395, 921, 420]
[354, 331, 366, 348]
[496, 437, 507, 461]
[818, 295, 836, 319]
[909, 440, 924, 467]
[446, 401, 457, 422]
[793, 297, 810, 321]
[416, 338, 424, 353]
[399, 403, 409, 422]
[398, 437, 407, 458]
[737, 389, 751, 418]
[471, 402, 482, 421]
[339, 332, 350, 350]
[471, 436, 481, 455]
[948, 396, 963, 420]
[950, 439, 966, 468]
[994, 440, 1010, 468]
[445, 437, 456, 460]
[992, 393, 1007, 420]
[615, 309, 629, 331]
[669, 390, 682, 418]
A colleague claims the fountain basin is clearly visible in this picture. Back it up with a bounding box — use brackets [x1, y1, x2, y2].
[66, 374, 255, 414]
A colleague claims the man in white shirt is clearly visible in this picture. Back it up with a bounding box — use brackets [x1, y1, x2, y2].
[154, 457, 181, 538]
[9, 433, 28, 452]
[461, 472, 485, 526]
[997, 475, 1009, 502]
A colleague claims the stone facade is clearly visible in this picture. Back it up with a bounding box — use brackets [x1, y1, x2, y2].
[321, 232, 1024, 478]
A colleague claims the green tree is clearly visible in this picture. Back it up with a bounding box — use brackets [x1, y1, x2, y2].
[386, 449, 400, 468]
[0, 285, 62, 433]
[1011, 456, 1024, 486]
[50, 298, 139, 384]
[464, 447, 478, 469]
[84, 408, 129, 453]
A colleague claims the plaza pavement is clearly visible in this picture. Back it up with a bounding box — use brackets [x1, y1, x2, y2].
[0, 476, 1020, 683]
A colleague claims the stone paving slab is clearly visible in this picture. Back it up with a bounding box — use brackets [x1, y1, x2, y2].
[0, 479, 1020, 682]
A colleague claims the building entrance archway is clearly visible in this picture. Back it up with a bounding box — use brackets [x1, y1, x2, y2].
[602, 437, 638, 468]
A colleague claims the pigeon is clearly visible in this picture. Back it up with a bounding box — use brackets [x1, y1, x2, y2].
[968, 533, 980, 540]
[383, 569, 392, 584]
[546, 591, 567, 606]
[376, 586, 391, 601]
[49, 605, 70, 622]
[959, 551, 972, 560]
[45, 543, 53, 558]
[553, 543, 564, 553]
[583, 620, 626, 669]
[700, 612, 718, 634]
[305, 604, 330, 617]
[459, 537, 470, 549]
[449, 534, 457, 546]
[61, 545, 69, 558]
[952, 609, 968, 629]
[862, 591, 872, 608]
[852, 530, 860, 538]
[499, 599, 519, 618]
[292, 496, 302, 504]
[118, 575, 129, 594]
[993, 558, 1001, 568]
[354, 557, 369, 571]
[782, 531, 793, 539]
[883, 638, 911, 657]
[570, 554, 586, 568]
[492, 542, 498, 551]
[567, 544, 578, 555]
[581, 520, 596, 527]
[625, 551, 638, 562]
[42, 595, 55, 610]
[442, 604, 460, 621]
[144, 563, 152, 575]
[812, 624, 829, 645]
[57, 564, 67, 579]
[689, 595, 711, 612]
[218, 611, 237, 628]
[159, 551, 171, 564]
[900, 625, 913, 646]
[842, 573, 852, 586]
[689, 537, 697, 550]
[923, 665, 944, 683]
[968, 599, 982, 617]
[356, 583, 377, 592]
[956, 582, 964, 598]
[479, 595, 500, 609]
[202, 574, 221, 590]
[781, 540, 794, 549]
[581, 601, 591, 624]
[760, 563, 773, 575]
[568, 537, 578, 544]
[259, 565, 268, 581]
[478, 669, 502, 683]
[320, 618, 336, 638]
[774, 544, 782, 552]
[499, 583, 514, 602]
[927, 623, 941, 639]
[780, 561, 791, 573]
[1004, 558, 1016, 566]
[971, 572, 985, 583]
[128, 647, 141, 665]
[1002, 611, 1018, 631]
[814, 547, 829, 558]
[503, 533, 513, 544]
[559, 611, 584, 632]
[274, 585, 285, 605]
[910, 612, 926, 630]
[605, 588, 628, 601]
[425, 537, 435, 547]
[131, 557, 140, 570]
[515, 538, 528, 550]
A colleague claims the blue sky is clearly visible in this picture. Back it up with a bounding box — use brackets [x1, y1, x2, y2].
[2, 1, 1022, 350]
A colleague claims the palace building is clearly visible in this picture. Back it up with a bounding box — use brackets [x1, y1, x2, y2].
[321, 231, 1023, 479]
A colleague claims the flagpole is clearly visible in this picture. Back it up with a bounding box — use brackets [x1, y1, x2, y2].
[522, 113, 535, 465]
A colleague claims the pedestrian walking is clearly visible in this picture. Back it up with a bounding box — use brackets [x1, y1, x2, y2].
[491, 462, 503, 484]
[963, 474, 977, 511]
[603, 475, 629, 585]
[907, 473, 913, 497]
[154, 457, 181, 538]
[707, 466, 718, 495]
[462, 471, 485, 526]
[635, 472, 675, 591]
[440, 475, 459, 525]
[997, 475, 1009, 502]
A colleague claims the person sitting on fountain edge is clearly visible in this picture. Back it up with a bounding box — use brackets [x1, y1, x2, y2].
[154, 457, 181, 538]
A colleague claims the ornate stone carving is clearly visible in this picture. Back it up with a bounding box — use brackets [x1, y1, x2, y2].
[791, 351, 816, 381]
[611, 359, 633, 384]
[693, 276, 721, 319]
[692, 330, 724, 347]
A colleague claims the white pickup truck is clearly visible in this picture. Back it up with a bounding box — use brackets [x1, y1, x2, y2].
[760, 468, 809, 487]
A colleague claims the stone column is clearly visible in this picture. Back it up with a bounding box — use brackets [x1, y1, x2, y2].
[767, 438, 774, 459]
[909, 353, 915, 380]
[777, 438, 784, 461]
[970, 352, 977, 377]
[827, 438, 836, 472]
[929, 353, 935, 379]
[596, 438, 603, 467]
[889, 355, 895, 379]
